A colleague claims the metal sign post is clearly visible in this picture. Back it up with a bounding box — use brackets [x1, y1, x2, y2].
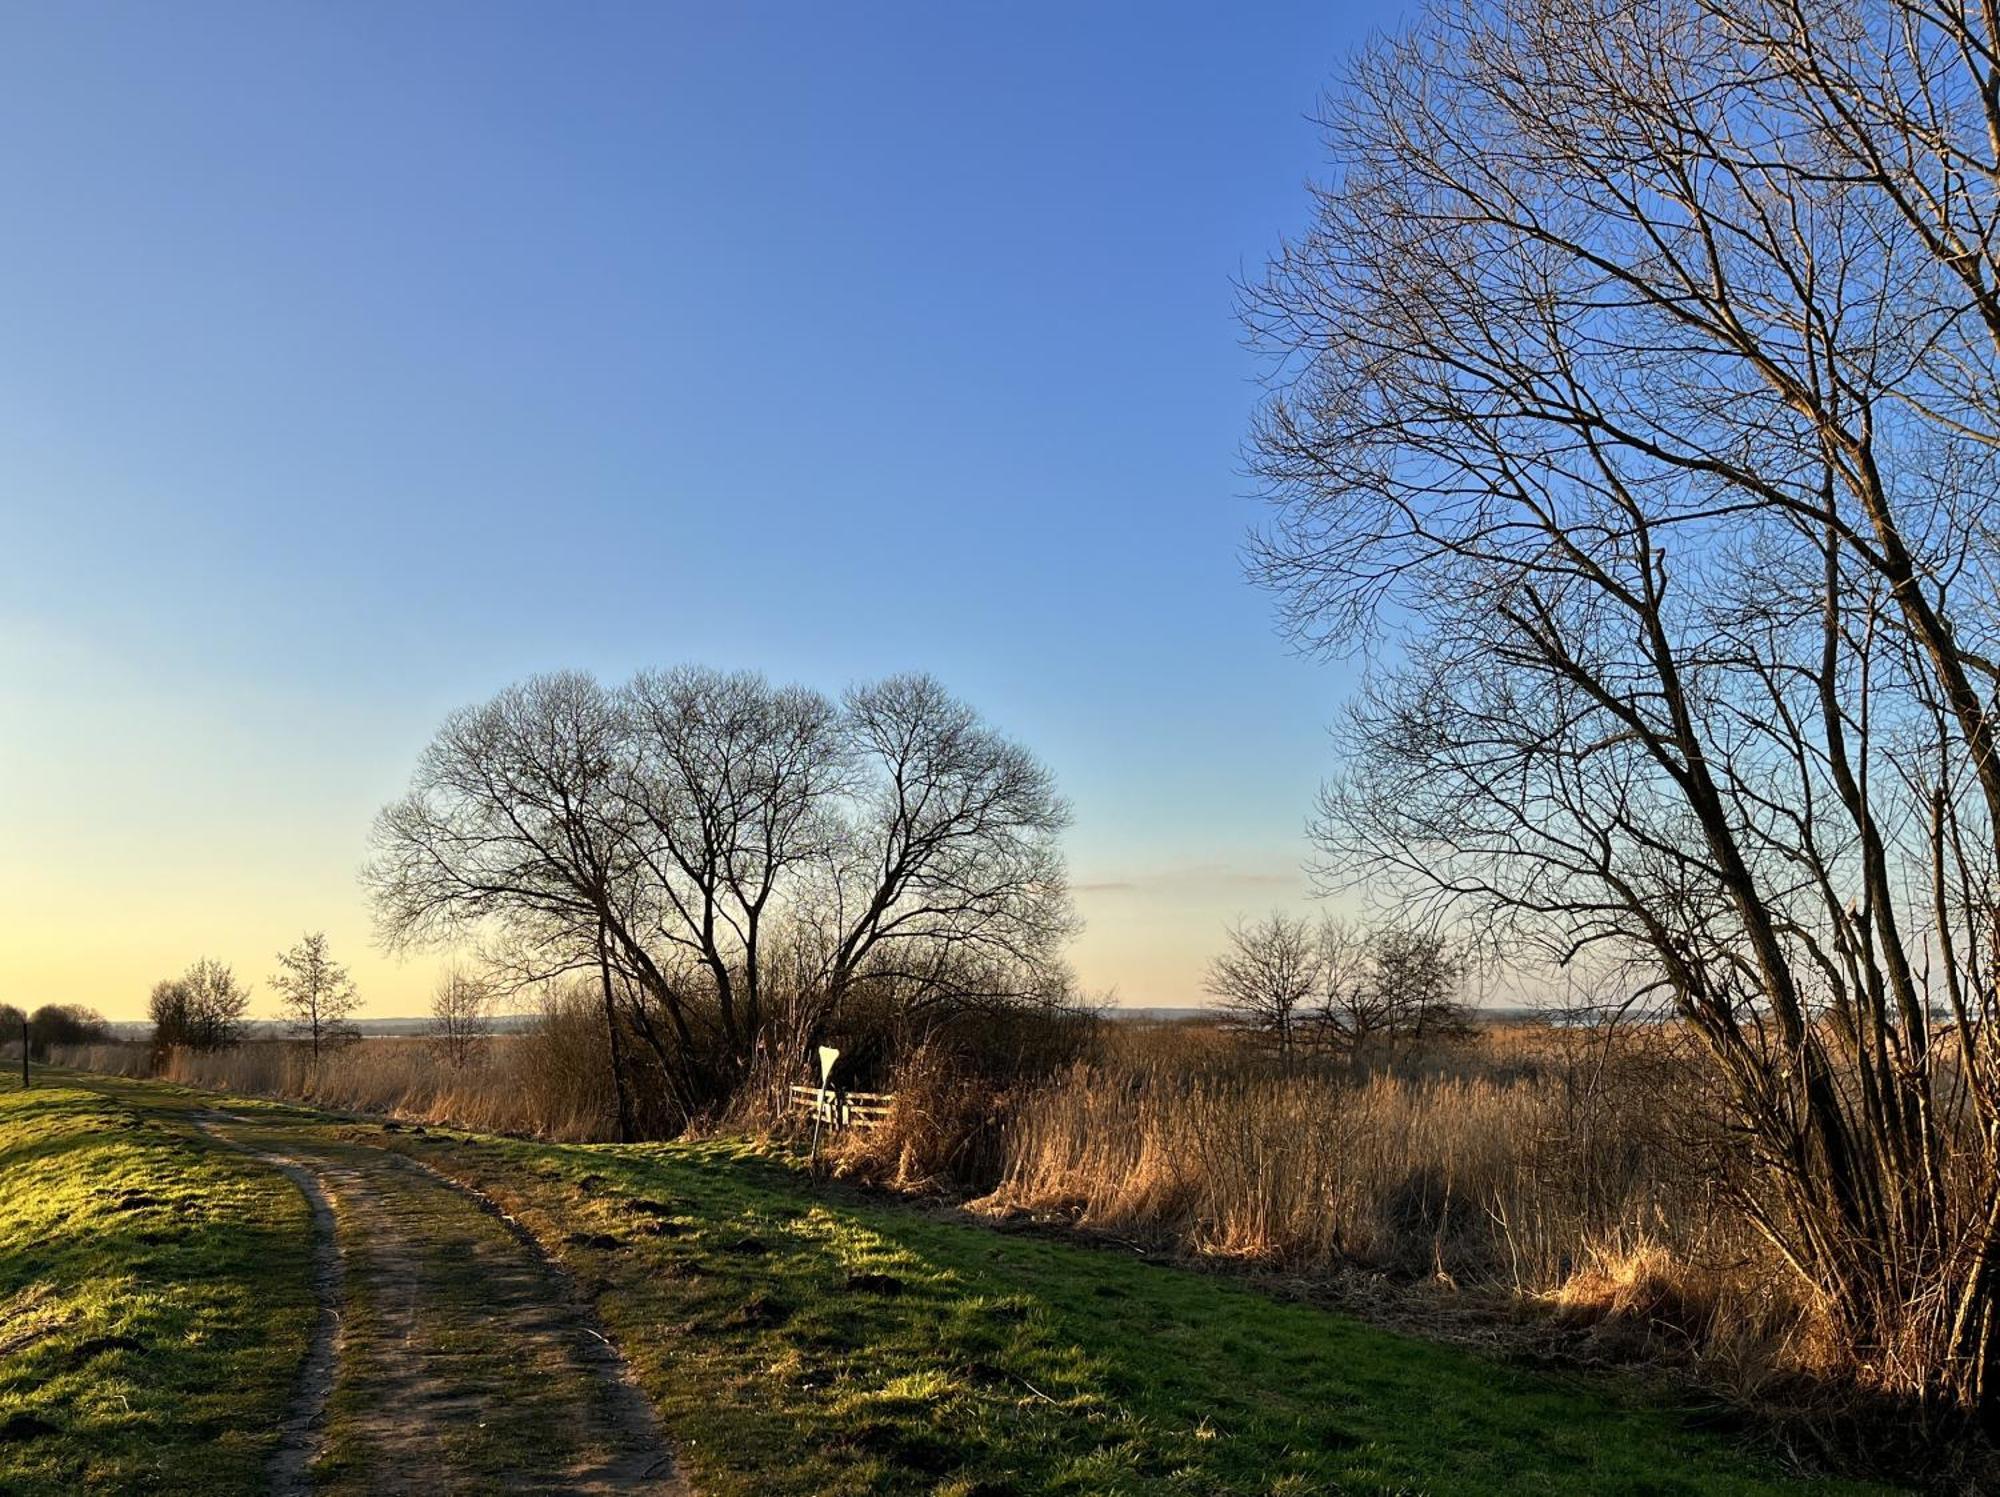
[809, 1045, 840, 1174]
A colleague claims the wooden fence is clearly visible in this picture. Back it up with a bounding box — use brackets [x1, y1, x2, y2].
[788, 1084, 893, 1131]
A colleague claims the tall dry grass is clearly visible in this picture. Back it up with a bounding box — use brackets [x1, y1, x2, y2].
[51, 989, 621, 1142]
[958, 1021, 1839, 1394]
[155, 1038, 614, 1140]
[987, 1056, 1686, 1281]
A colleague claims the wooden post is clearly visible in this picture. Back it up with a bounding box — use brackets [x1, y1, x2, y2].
[19, 1013, 27, 1089]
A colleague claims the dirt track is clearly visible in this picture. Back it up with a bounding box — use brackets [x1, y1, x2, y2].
[194, 1112, 685, 1496]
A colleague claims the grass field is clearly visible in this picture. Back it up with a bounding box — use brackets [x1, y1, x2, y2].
[0, 1079, 313, 1494]
[1, 1069, 1895, 1495]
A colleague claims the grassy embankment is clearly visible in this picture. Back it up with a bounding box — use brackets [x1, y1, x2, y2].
[0, 1075, 312, 1494]
[6, 1069, 1894, 1496]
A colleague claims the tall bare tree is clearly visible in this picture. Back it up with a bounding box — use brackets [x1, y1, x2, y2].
[272, 931, 360, 1065]
[366, 667, 1075, 1129]
[616, 666, 848, 1088]
[1248, 0, 2000, 1411]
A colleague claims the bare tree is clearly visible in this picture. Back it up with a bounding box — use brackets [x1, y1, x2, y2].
[1246, 0, 2000, 1411]
[787, 673, 1077, 1072]
[1362, 926, 1472, 1054]
[1209, 915, 1471, 1060]
[1206, 912, 1320, 1055]
[427, 967, 494, 1071]
[1306, 918, 1457, 1059]
[151, 959, 251, 1052]
[147, 979, 192, 1052]
[366, 667, 1075, 1130]
[615, 666, 850, 1095]
[272, 931, 360, 1065]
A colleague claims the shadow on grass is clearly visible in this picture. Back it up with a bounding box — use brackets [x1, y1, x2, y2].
[40, 1071, 1903, 1496]
[392, 1131, 1896, 1497]
[0, 1083, 314, 1497]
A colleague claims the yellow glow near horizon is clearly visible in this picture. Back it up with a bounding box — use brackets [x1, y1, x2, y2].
[0, 859, 1293, 1023]
[1, 625, 1308, 1021]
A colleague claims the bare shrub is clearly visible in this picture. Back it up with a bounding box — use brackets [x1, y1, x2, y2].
[427, 967, 494, 1071]
[510, 984, 620, 1141]
[149, 958, 251, 1052]
[826, 1043, 1009, 1192]
[818, 1004, 1102, 1192]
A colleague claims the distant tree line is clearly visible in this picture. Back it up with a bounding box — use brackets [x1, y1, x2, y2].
[0, 1002, 111, 1060]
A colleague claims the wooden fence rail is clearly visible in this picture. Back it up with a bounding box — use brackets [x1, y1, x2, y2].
[788, 1084, 894, 1131]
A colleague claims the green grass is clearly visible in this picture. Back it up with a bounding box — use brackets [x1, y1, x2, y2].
[0, 1076, 313, 1495]
[375, 1129, 1893, 1496]
[10, 1070, 1897, 1495]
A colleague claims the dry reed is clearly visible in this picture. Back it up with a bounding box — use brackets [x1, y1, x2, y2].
[971, 1023, 1834, 1394]
[50, 991, 619, 1142]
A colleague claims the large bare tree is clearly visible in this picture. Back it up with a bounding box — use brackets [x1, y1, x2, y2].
[1248, 0, 2000, 1411]
[366, 667, 1074, 1130]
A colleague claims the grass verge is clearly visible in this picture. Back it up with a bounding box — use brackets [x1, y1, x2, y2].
[382, 1126, 1893, 1495]
[22, 1070, 1896, 1495]
[0, 1075, 312, 1495]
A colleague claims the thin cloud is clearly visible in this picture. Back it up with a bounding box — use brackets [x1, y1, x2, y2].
[1074, 863, 1303, 896]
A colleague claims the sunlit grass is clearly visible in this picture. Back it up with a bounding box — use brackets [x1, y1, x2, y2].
[0, 1078, 311, 1495]
[18, 1070, 1896, 1495]
[379, 1127, 1895, 1496]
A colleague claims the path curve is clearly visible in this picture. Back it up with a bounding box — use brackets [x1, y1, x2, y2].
[192, 1113, 344, 1495]
[193, 1110, 686, 1496]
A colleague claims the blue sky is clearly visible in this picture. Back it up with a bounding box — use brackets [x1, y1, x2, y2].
[0, 3, 1400, 1016]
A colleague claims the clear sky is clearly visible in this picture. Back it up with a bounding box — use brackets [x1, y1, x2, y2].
[0, 2, 1400, 1021]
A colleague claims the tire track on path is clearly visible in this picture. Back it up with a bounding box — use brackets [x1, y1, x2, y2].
[191, 1112, 342, 1496]
[192, 1110, 686, 1496]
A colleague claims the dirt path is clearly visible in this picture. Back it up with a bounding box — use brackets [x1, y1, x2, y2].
[191, 1115, 346, 1492]
[193, 1111, 686, 1496]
